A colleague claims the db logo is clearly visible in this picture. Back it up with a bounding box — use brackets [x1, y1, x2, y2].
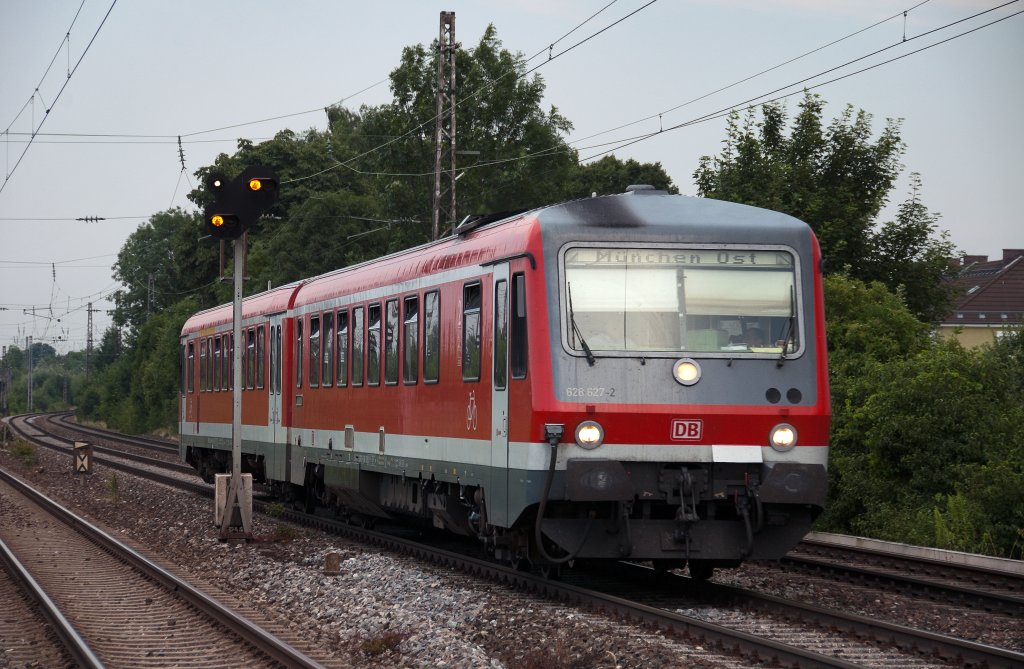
[671, 419, 703, 441]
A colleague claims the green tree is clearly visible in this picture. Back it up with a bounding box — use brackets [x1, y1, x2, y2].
[865, 174, 958, 323]
[821, 279, 1024, 557]
[565, 155, 677, 199]
[357, 24, 578, 239]
[111, 208, 219, 338]
[694, 92, 955, 323]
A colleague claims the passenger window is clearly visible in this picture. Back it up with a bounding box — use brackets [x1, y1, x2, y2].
[226, 333, 233, 390]
[256, 326, 266, 389]
[187, 341, 195, 393]
[337, 310, 349, 387]
[511, 273, 528, 379]
[367, 303, 381, 386]
[351, 307, 364, 386]
[212, 337, 221, 392]
[180, 344, 186, 395]
[270, 325, 279, 394]
[403, 296, 419, 384]
[494, 280, 508, 390]
[322, 311, 334, 388]
[385, 299, 399, 385]
[296, 318, 304, 388]
[462, 282, 482, 382]
[200, 339, 208, 392]
[273, 326, 281, 394]
[246, 328, 256, 390]
[424, 290, 440, 383]
[309, 315, 321, 388]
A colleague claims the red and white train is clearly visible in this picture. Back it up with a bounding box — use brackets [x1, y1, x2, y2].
[180, 187, 830, 575]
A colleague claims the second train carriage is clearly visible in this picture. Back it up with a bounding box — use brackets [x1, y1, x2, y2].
[180, 188, 830, 571]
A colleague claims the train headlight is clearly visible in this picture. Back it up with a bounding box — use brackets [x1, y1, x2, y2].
[769, 423, 797, 452]
[575, 421, 604, 449]
[673, 358, 701, 386]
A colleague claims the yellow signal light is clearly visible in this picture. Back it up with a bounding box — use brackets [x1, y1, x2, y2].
[248, 178, 262, 192]
[211, 214, 225, 228]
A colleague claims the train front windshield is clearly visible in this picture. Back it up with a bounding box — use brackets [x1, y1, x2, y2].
[563, 246, 800, 355]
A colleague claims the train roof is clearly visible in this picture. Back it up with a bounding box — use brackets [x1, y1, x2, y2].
[182, 190, 814, 334]
[181, 280, 303, 335]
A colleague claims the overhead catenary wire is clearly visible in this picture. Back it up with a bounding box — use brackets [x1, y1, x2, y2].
[0, 0, 118, 195]
[577, 3, 1024, 165]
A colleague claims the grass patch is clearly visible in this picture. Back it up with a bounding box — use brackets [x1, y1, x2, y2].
[265, 502, 285, 518]
[108, 473, 120, 503]
[9, 438, 36, 466]
[270, 523, 300, 542]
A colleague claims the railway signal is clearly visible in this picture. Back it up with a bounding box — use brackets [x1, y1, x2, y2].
[203, 166, 280, 239]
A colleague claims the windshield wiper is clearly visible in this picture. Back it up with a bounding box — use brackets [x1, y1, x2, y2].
[567, 282, 596, 366]
[777, 285, 796, 368]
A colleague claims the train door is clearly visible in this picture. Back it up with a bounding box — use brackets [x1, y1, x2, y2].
[489, 263, 511, 526]
[268, 313, 284, 444]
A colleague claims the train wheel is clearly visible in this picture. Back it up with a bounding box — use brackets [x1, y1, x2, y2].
[688, 560, 715, 581]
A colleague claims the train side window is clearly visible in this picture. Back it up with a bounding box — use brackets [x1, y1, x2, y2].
[462, 282, 482, 382]
[385, 298, 399, 385]
[511, 272, 528, 379]
[187, 341, 195, 394]
[273, 325, 282, 394]
[337, 310, 349, 387]
[224, 333, 232, 391]
[200, 339, 208, 392]
[221, 334, 229, 390]
[322, 311, 334, 388]
[403, 295, 419, 384]
[367, 303, 382, 386]
[246, 328, 256, 390]
[256, 326, 266, 390]
[296, 317, 304, 388]
[213, 336, 222, 392]
[309, 315, 321, 388]
[494, 280, 508, 390]
[423, 290, 440, 383]
[351, 307, 364, 387]
[180, 344, 186, 395]
[270, 325, 278, 394]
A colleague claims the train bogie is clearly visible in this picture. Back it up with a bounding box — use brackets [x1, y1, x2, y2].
[180, 188, 830, 570]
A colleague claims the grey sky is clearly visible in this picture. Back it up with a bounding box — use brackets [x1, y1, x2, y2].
[1, 0, 1021, 353]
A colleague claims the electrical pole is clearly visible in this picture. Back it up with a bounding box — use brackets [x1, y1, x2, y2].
[432, 10, 457, 240]
[86, 302, 94, 380]
[26, 336, 33, 412]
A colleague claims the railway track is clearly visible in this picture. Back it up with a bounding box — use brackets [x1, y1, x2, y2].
[0, 461, 326, 668]
[786, 532, 1024, 614]
[7, 412, 1024, 668]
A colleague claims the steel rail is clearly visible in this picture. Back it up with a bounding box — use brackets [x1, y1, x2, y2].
[0, 535, 105, 669]
[4, 419, 327, 669]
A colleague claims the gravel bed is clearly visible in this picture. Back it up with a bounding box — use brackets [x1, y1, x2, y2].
[1, 434, 739, 669]
[9, 424, 1020, 667]
[712, 559, 1024, 652]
